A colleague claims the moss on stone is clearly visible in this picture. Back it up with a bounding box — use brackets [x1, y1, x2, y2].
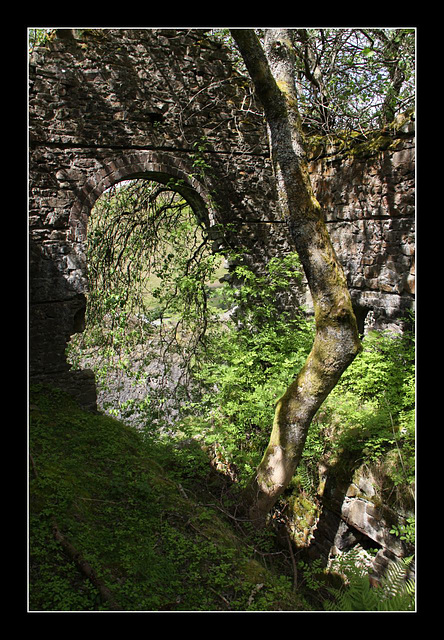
[306, 111, 414, 162]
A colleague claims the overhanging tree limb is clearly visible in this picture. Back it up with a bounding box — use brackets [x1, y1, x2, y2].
[231, 28, 362, 525]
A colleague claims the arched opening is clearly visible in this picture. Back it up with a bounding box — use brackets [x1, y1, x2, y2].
[67, 175, 229, 430]
[64, 155, 314, 483]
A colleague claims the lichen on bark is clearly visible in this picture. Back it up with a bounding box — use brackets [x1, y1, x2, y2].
[232, 29, 361, 526]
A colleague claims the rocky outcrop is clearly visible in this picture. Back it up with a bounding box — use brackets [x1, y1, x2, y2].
[303, 462, 415, 580]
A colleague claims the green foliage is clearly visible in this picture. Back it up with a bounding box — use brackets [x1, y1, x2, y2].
[68, 175, 414, 504]
[190, 136, 212, 179]
[67, 178, 226, 427]
[29, 385, 305, 611]
[83, 179, 216, 339]
[325, 546, 415, 611]
[68, 180, 316, 479]
[390, 516, 416, 546]
[182, 252, 315, 485]
[62, 177, 415, 612]
[304, 324, 415, 490]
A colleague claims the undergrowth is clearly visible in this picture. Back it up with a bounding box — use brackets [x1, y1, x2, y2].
[29, 383, 415, 612]
[54, 179, 415, 611]
[325, 546, 415, 611]
[29, 385, 304, 612]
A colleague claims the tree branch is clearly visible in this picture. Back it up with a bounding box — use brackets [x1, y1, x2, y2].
[231, 29, 361, 525]
[30, 453, 123, 611]
[230, 29, 286, 122]
[52, 522, 123, 611]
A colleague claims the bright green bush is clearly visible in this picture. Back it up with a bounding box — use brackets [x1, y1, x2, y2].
[182, 252, 315, 484]
[303, 321, 415, 490]
[186, 251, 414, 494]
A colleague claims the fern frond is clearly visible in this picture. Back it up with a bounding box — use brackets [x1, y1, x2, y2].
[325, 547, 415, 611]
[377, 558, 415, 611]
[298, 461, 315, 495]
[380, 559, 408, 598]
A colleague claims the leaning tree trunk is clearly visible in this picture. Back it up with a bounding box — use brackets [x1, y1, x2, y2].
[231, 29, 362, 525]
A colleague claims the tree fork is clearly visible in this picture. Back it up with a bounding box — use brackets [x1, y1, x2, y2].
[231, 29, 361, 525]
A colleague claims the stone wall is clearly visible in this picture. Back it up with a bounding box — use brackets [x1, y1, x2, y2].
[28, 28, 280, 409]
[308, 120, 415, 333]
[29, 28, 415, 409]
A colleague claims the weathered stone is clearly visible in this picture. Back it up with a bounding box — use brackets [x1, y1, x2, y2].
[310, 138, 415, 332]
[29, 28, 415, 409]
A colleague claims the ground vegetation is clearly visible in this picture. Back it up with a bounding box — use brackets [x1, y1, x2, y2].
[30, 26, 416, 611]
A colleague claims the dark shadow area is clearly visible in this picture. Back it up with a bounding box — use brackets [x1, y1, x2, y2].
[29, 239, 97, 410]
[352, 303, 370, 336]
[302, 441, 414, 581]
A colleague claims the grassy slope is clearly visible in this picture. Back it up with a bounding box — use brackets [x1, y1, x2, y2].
[29, 385, 303, 612]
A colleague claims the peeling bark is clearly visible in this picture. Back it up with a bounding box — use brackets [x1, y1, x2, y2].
[231, 29, 362, 525]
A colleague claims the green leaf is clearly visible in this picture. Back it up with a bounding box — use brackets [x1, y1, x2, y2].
[362, 47, 375, 58]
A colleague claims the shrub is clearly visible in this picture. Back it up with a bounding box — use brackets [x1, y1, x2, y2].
[300, 322, 415, 498]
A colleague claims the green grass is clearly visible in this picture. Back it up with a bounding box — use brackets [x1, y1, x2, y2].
[29, 385, 304, 612]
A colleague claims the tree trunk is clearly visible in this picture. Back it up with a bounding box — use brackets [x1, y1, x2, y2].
[231, 29, 362, 526]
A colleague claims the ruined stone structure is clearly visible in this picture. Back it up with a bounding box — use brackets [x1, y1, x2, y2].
[29, 27, 415, 581]
[29, 28, 277, 409]
[29, 28, 415, 409]
[309, 127, 415, 335]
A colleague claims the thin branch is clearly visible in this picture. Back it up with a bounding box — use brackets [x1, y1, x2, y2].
[30, 453, 123, 611]
[208, 586, 231, 609]
[52, 522, 123, 611]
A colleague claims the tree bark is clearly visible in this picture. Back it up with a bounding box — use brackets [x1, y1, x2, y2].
[231, 29, 362, 525]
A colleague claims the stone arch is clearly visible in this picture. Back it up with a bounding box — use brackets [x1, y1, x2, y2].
[69, 150, 216, 247]
[28, 28, 278, 408]
[62, 151, 221, 405]
[31, 151, 218, 410]
[64, 156, 221, 412]
[29, 27, 415, 408]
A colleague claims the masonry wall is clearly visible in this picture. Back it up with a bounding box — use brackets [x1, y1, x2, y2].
[308, 123, 415, 333]
[29, 28, 415, 409]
